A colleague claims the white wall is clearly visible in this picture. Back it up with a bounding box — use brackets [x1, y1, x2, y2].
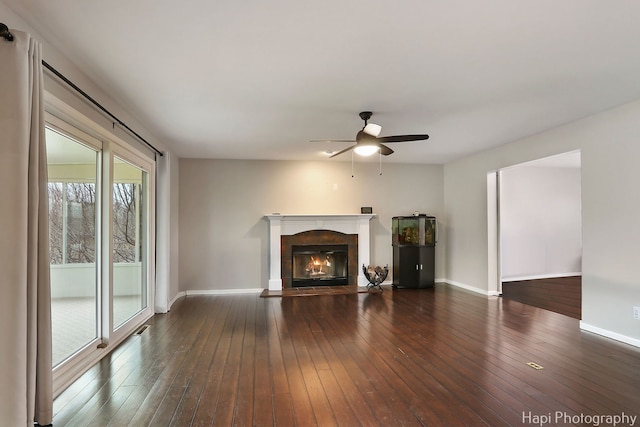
[500, 165, 582, 280]
[444, 98, 640, 343]
[179, 160, 443, 291]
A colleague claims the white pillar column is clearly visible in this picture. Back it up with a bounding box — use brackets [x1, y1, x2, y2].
[357, 216, 371, 286]
[267, 216, 283, 290]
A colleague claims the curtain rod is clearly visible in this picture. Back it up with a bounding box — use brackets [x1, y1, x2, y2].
[1, 22, 164, 158]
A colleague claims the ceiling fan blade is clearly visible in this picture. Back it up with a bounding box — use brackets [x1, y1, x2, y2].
[309, 139, 356, 143]
[378, 143, 394, 156]
[378, 134, 430, 143]
[329, 145, 356, 158]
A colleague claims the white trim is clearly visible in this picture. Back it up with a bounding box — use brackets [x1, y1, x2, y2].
[45, 113, 103, 151]
[501, 272, 582, 282]
[580, 322, 640, 348]
[168, 289, 266, 310]
[487, 171, 501, 295]
[45, 92, 157, 162]
[186, 288, 264, 296]
[265, 213, 376, 221]
[168, 291, 186, 310]
[444, 280, 500, 296]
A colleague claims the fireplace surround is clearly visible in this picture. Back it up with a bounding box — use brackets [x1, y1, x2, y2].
[283, 230, 357, 287]
[265, 214, 375, 290]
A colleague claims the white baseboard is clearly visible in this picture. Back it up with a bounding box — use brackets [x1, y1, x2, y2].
[579, 322, 640, 348]
[444, 279, 500, 296]
[186, 288, 264, 296]
[168, 291, 186, 310]
[502, 272, 582, 282]
[167, 288, 263, 310]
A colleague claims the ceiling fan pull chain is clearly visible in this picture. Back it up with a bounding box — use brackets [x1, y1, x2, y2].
[379, 151, 383, 175]
[351, 151, 355, 178]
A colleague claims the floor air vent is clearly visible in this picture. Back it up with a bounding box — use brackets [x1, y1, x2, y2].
[135, 324, 150, 335]
[526, 362, 544, 370]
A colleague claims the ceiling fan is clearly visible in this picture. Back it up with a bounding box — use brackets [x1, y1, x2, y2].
[312, 111, 429, 158]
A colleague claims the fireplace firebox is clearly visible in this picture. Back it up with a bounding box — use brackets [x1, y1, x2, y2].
[281, 229, 358, 288]
[292, 244, 348, 287]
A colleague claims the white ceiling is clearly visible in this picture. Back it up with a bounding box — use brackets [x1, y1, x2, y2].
[4, 0, 640, 164]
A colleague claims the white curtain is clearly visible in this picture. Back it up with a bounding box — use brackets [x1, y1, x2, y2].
[155, 151, 171, 313]
[0, 30, 53, 426]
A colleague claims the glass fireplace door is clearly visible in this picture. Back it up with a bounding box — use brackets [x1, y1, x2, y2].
[292, 245, 348, 287]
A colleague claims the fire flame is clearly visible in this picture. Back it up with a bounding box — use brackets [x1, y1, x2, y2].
[307, 255, 332, 275]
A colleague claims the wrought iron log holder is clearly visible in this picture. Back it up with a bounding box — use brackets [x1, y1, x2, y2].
[362, 264, 388, 292]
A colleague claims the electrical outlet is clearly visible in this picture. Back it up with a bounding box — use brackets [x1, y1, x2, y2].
[634, 306, 640, 320]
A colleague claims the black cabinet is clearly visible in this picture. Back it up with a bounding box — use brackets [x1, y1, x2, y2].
[392, 215, 436, 289]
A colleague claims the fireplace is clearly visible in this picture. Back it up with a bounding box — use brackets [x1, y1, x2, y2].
[265, 214, 375, 290]
[281, 230, 358, 288]
[291, 244, 348, 287]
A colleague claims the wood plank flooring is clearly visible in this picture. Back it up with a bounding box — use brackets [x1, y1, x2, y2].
[52, 284, 640, 426]
[502, 276, 581, 319]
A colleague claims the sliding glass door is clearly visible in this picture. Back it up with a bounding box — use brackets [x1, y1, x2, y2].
[46, 125, 101, 367]
[112, 156, 149, 329]
[45, 113, 155, 392]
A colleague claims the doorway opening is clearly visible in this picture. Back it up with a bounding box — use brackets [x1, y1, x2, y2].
[488, 151, 582, 318]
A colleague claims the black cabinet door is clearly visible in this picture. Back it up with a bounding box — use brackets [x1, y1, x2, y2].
[400, 246, 420, 286]
[393, 246, 435, 288]
[417, 246, 435, 288]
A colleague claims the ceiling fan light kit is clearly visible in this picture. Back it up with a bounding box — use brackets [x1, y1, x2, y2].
[353, 144, 379, 156]
[313, 111, 429, 159]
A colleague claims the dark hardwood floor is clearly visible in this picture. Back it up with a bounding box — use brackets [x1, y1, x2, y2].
[53, 284, 640, 426]
[502, 276, 581, 319]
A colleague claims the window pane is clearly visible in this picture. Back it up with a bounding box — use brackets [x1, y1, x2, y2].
[65, 183, 96, 263]
[113, 157, 148, 328]
[46, 128, 99, 367]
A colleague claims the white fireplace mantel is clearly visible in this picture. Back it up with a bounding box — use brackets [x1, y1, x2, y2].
[265, 214, 375, 290]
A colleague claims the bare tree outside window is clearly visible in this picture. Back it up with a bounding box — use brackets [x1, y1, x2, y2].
[48, 182, 96, 264]
[113, 182, 139, 263]
[48, 183, 63, 264]
[49, 181, 139, 265]
[67, 183, 96, 263]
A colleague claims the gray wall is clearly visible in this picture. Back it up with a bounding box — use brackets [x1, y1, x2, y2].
[179, 160, 443, 291]
[500, 165, 582, 280]
[444, 98, 640, 342]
